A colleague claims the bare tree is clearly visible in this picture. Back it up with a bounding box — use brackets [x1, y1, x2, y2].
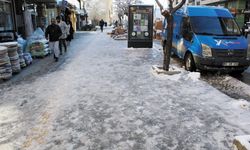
[85, 0, 107, 25]
[114, 0, 142, 24]
[155, 0, 186, 71]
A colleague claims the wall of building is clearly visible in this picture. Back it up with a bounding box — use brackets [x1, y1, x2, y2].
[190, 0, 248, 27]
[0, 0, 16, 42]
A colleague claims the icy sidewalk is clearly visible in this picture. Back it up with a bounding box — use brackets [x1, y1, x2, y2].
[0, 32, 250, 150]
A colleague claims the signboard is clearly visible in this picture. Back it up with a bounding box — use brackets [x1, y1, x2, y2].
[128, 5, 153, 48]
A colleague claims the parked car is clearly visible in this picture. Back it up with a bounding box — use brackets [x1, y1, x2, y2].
[162, 6, 250, 74]
[81, 20, 95, 31]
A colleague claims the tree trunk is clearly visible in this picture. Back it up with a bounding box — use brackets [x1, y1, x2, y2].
[163, 15, 173, 71]
[155, 0, 186, 71]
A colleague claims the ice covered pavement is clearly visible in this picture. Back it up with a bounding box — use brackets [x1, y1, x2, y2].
[0, 31, 250, 150]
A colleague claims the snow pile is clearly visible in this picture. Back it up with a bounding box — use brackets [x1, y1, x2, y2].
[151, 65, 200, 82]
[224, 76, 250, 99]
[186, 72, 200, 82]
[234, 135, 250, 150]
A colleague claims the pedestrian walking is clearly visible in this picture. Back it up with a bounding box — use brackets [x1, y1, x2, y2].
[66, 19, 74, 46]
[45, 18, 62, 62]
[56, 16, 68, 55]
[99, 19, 105, 32]
[114, 20, 118, 28]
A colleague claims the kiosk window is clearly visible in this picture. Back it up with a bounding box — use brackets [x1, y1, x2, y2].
[132, 13, 149, 39]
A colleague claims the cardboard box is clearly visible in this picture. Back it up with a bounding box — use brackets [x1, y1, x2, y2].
[155, 20, 163, 30]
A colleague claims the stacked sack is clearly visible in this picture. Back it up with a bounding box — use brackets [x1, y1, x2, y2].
[6, 42, 21, 73]
[17, 44, 26, 68]
[27, 28, 50, 57]
[29, 41, 49, 57]
[41, 39, 51, 54]
[23, 53, 33, 65]
[0, 46, 12, 80]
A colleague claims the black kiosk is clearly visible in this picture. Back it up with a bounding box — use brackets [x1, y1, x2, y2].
[128, 5, 153, 48]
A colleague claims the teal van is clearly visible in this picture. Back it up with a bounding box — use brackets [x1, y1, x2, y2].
[162, 6, 250, 73]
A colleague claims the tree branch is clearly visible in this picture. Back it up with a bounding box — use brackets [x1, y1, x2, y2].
[155, 0, 163, 12]
[171, 0, 186, 13]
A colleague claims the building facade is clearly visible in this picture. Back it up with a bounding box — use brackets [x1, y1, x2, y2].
[187, 0, 249, 27]
[13, 0, 58, 37]
[1, 0, 83, 39]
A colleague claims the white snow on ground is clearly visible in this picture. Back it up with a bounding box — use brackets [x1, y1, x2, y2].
[151, 65, 200, 82]
[211, 75, 250, 100]
[230, 99, 250, 110]
[0, 31, 250, 149]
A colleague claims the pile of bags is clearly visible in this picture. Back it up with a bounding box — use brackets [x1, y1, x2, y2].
[6, 42, 21, 73]
[17, 35, 33, 66]
[0, 46, 12, 80]
[0, 42, 21, 74]
[109, 26, 128, 40]
[23, 53, 33, 65]
[27, 28, 50, 57]
[17, 44, 26, 68]
[28, 41, 49, 57]
[154, 20, 163, 40]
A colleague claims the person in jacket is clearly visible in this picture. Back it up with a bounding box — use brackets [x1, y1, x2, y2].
[99, 19, 105, 32]
[56, 16, 68, 54]
[45, 18, 62, 62]
[66, 19, 74, 45]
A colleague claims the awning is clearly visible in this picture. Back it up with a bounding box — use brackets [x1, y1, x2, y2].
[57, 0, 80, 8]
[25, 0, 57, 3]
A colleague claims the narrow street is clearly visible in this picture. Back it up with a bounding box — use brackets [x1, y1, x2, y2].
[0, 30, 250, 150]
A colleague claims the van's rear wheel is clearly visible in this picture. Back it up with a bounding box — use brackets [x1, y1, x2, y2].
[185, 53, 196, 72]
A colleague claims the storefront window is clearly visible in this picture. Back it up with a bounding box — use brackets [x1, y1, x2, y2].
[0, 1, 14, 31]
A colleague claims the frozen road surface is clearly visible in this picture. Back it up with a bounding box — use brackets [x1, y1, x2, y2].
[0, 31, 250, 150]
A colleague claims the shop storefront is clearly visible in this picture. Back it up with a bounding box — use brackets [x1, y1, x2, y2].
[244, 0, 250, 23]
[0, 0, 16, 42]
[228, 0, 245, 27]
[14, 0, 57, 37]
[57, 0, 79, 31]
[200, 0, 248, 27]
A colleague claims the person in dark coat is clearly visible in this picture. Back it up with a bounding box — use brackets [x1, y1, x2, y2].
[99, 19, 105, 32]
[45, 18, 62, 62]
[66, 19, 74, 45]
